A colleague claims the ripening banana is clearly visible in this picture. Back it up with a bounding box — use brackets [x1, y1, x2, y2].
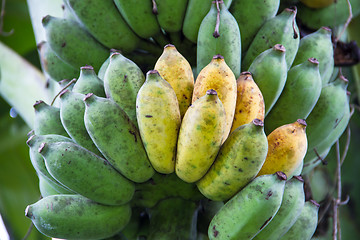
[136, 70, 181, 174]
[292, 27, 334, 86]
[25, 194, 131, 239]
[242, 7, 300, 70]
[83, 93, 154, 183]
[153, 0, 188, 33]
[176, 89, 226, 183]
[248, 44, 288, 116]
[197, 0, 241, 78]
[229, 0, 280, 54]
[42, 15, 109, 72]
[279, 200, 320, 240]
[208, 172, 287, 240]
[257, 119, 308, 179]
[253, 176, 305, 240]
[192, 55, 237, 143]
[104, 52, 145, 125]
[197, 119, 268, 202]
[230, 72, 265, 133]
[265, 58, 322, 134]
[154, 44, 194, 118]
[72, 66, 105, 97]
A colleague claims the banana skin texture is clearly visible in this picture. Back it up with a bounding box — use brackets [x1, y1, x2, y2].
[25, 194, 131, 240]
[39, 141, 135, 205]
[193, 55, 237, 143]
[154, 0, 188, 33]
[208, 172, 287, 240]
[154, 44, 194, 118]
[176, 89, 226, 183]
[197, 119, 268, 202]
[83, 93, 154, 183]
[136, 70, 181, 174]
[72, 65, 106, 97]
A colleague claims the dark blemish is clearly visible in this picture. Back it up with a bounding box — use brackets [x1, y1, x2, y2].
[145, 115, 153, 118]
[149, 178, 156, 185]
[265, 191, 273, 200]
[61, 154, 64, 157]
[124, 75, 127, 82]
[129, 130, 137, 142]
[244, 157, 248, 160]
[238, 168, 243, 172]
[213, 225, 219, 237]
[103, 161, 108, 165]
[251, 161, 255, 164]
[61, 42, 66, 48]
[292, 129, 295, 133]
[183, 94, 188, 100]
[68, 161, 71, 164]
[224, 182, 230, 185]
[239, 110, 242, 113]
[260, 217, 273, 230]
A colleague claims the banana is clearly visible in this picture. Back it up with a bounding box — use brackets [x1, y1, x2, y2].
[242, 7, 300, 70]
[176, 89, 226, 183]
[197, 199, 224, 235]
[25, 194, 131, 239]
[197, 0, 241, 78]
[154, 0, 188, 33]
[253, 175, 305, 240]
[229, 0, 280, 54]
[197, 119, 268, 201]
[147, 198, 199, 240]
[248, 44, 288, 116]
[72, 66, 106, 97]
[58, 78, 76, 91]
[300, 0, 334, 8]
[38, 141, 135, 205]
[154, 44, 194, 118]
[58, 89, 102, 156]
[104, 52, 145, 125]
[136, 70, 181, 174]
[83, 93, 154, 183]
[257, 119, 308, 179]
[192, 55, 237, 142]
[230, 72, 265, 133]
[42, 15, 109, 72]
[292, 27, 334, 86]
[38, 174, 72, 197]
[182, 0, 233, 43]
[279, 200, 320, 240]
[208, 172, 287, 240]
[265, 58, 322, 134]
[37, 41, 79, 82]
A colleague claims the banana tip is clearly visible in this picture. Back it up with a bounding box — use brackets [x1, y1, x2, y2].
[309, 199, 320, 208]
[80, 65, 94, 71]
[276, 171, 287, 181]
[38, 142, 46, 154]
[308, 58, 319, 65]
[25, 205, 32, 218]
[59, 89, 70, 99]
[147, 69, 160, 76]
[274, 44, 286, 52]
[252, 118, 264, 127]
[206, 89, 218, 95]
[293, 175, 304, 182]
[26, 135, 35, 147]
[164, 44, 175, 49]
[213, 54, 224, 60]
[83, 93, 94, 102]
[296, 119, 307, 127]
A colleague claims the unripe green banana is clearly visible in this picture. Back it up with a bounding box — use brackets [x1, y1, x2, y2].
[292, 27, 334, 86]
[38, 174, 72, 197]
[72, 66, 106, 97]
[38, 141, 135, 205]
[242, 7, 299, 70]
[37, 41, 79, 82]
[182, 0, 232, 43]
[25, 194, 132, 239]
[58, 78, 76, 91]
[208, 172, 287, 240]
[265, 58, 322, 134]
[97, 49, 120, 80]
[176, 89, 226, 183]
[154, 0, 188, 33]
[42, 15, 109, 72]
[136, 70, 181, 174]
[58, 89, 102, 156]
[229, 0, 280, 54]
[83, 93, 154, 183]
[147, 198, 199, 240]
[104, 52, 145, 125]
[197, 119, 268, 201]
[120, 207, 143, 240]
[197, 0, 241, 78]
[248, 44, 288, 115]
[253, 176, 305, 240]
[279, 200, 320, 240]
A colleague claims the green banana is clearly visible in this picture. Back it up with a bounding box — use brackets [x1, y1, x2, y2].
[72, 66, 106, 97]
[37, 41, 79, 82]
[279, 200, 320, 240]
[58, 89, 103, 156]
[120, 207, 143, 240]
[182, 0, 232, 43]
[248, 44, 288, 116]
[58, 78, 76, 91]
[38, 174, 73, 197]
[197, 0, 241, 78]
[62, 0, 77, 21]
[147, 198, 199, 240]
[154, 0, 189, 33]
[83, 93, 154, 183]
[104, 52, 145, 125]
[253, 176, 305, 240]
[208, 172, 287, 240]
[242, 7, 299, 70]
[25, 194, 131, 239]
[265, 58, 322, 134]
[197, 119, 268, 202]
[292, 27, 334, 86]
[38, 141, 135, 205]
[97, 49, 120, 80]
[229, 0, 280, 54]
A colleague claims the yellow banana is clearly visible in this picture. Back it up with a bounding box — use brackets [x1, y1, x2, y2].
[230, 71, 265, 133]
[154, 44, 194, 118]
[257, 119, 308, 178]
[192, 55, 237, 143]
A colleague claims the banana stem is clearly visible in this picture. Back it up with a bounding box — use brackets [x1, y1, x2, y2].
[213, 0, 221, 38]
